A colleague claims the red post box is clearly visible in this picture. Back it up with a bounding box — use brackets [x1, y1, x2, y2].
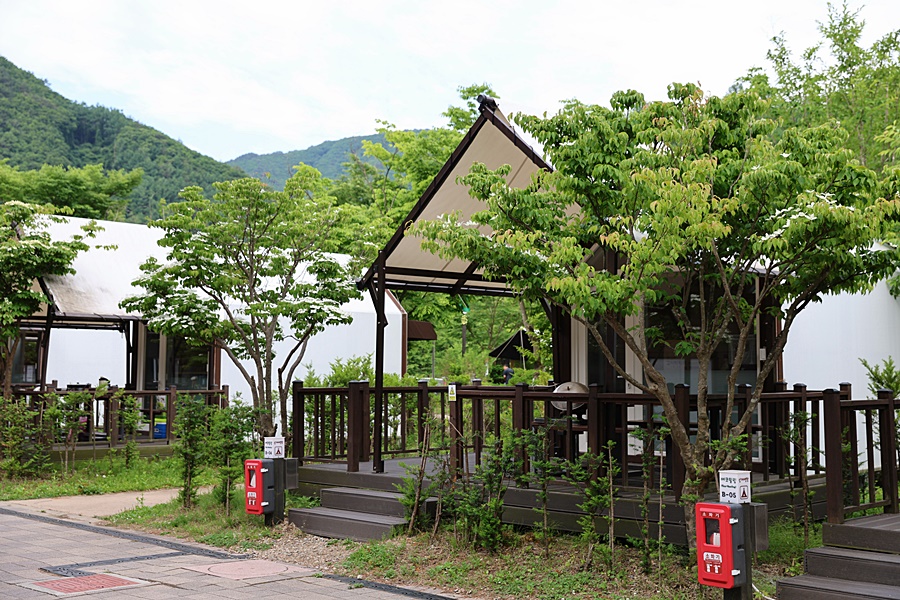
[244, 459, 275, 515]
[696, 502, 746, 589]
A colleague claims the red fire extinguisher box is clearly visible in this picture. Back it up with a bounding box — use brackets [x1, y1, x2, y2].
[244, 459, 275, 515]
[696, 502, 746, 589]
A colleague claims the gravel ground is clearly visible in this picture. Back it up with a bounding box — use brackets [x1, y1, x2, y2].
[249, 522, 355, 571]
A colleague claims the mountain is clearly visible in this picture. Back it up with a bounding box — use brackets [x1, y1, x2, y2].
[0, 56, 246, 222]
[228, 133, 387, 190]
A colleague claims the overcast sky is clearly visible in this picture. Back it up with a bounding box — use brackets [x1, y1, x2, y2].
[1, 1, 897, 163]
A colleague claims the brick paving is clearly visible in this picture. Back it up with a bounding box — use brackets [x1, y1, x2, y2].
[0, 501, 456, 600]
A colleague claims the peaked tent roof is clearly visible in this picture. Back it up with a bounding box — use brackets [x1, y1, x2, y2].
[358, 97, 550, 297]
[489, 329, 533, 360]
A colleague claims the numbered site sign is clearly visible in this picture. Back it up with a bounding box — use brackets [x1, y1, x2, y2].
[719, 470, 751, 504]
[264, 436, 285, 459]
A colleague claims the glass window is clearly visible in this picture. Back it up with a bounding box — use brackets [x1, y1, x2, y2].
[165, 337, 209, 390]
[11, 333, 41, 384]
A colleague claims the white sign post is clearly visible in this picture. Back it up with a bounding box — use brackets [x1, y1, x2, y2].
[448, 384, 457, 403]
[719, 470, 751, 504]
[264, 436, 285, 459]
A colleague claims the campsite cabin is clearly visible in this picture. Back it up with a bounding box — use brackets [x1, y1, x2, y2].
[12, 216, 405, 443]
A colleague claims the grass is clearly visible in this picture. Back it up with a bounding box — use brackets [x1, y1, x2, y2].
[0, 454, 206, 501]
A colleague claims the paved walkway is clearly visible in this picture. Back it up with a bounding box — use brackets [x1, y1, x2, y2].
[0, 491, 455, 599]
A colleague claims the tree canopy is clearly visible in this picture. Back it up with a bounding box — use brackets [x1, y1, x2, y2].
[120, 166, 359, 437]
[412, 83, 900, 523]
[0, 160, 142, 219]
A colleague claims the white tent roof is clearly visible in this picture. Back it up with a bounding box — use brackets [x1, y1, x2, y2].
[358, 97, 550, 297]
[41, 217, 381, 322]
[43, 217, 165, 320]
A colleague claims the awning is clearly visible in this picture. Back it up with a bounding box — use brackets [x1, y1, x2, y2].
[407, 320, 437, 341]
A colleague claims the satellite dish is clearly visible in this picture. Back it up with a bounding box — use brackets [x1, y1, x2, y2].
[551, 381, 589, 411]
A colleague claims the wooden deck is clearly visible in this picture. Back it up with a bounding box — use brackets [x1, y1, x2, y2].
[823, 513, 900, 554]
[295, 456, 827, 547]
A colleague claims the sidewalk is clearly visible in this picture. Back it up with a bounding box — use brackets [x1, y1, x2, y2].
[0, 490, 457, 599]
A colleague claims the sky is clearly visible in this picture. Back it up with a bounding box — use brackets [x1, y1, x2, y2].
[1, 1, 898, 163]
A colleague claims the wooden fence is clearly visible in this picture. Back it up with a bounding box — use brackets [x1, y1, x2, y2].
[10, 382, 229, 446]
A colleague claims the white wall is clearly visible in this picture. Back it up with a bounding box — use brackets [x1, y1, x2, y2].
[782, 280, 900, 395]
[46, 328, 128, 388]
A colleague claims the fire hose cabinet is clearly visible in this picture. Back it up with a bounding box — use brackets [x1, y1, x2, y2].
[244, 459, 275, 515]
[696, 502, 746, 589]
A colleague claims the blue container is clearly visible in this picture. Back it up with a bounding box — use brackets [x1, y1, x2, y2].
[153, 423, 167, 439]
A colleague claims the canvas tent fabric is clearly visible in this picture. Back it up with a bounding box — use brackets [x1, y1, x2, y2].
[357, 97, 550, 297]
[41, 217, 165, 320]
[489, 330, 533, 360]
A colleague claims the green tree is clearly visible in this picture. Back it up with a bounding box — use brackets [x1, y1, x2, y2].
[0, 201, 101, 396]
[120, 166, 358, 437]
[412, 84, 900, 542]
[741, 2, 900, 170]
[0, 161, 142, 220]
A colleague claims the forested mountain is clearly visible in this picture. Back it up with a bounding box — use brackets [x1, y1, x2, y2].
[0, 56, 246, 221]
[228, 133, 387, 190]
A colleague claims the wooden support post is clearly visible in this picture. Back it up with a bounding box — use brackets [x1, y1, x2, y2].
[672, 384, 689, 503]
[823, 388, 844, 524]
[292, 381, 304, 464]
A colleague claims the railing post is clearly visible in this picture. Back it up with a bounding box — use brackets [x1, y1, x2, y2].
[220, 385, 229, 409]
[512, 383, 530, 479]
[672, 384, 689, 503]
[877, 389, 898, 514]
[167, 386, 177, 444]
[449, 383, 465, 478]
[586, 383, 602, 456]
[347, 381, 362, 473]
[292, 381, 304, 464]
[361, 380, 371, 462]
[792, 383, 808, 479]
[109, 392, 119, 449]
[418, 379, 429, 449]
[823, 388, 845, 524]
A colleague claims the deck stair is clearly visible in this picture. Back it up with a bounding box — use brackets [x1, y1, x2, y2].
[288, 487, 433, 542]
[776, 514, 900, 599]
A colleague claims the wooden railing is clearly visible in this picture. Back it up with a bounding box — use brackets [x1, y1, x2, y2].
[10, 383, 229, 446]
[291, 379, 838, 501]
[824, 388, 899, 523]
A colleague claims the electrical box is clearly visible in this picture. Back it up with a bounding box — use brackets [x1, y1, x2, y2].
[696, 502, 746, 589]
[244, 459, 275, 515]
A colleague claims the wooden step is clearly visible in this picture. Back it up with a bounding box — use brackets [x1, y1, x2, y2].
[823, 514, 900, 554]
[288, 507, 407, 541]
[320, 487, 407, 517]
[777, 574, 900, 599]
[805, 546, 900, 586]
